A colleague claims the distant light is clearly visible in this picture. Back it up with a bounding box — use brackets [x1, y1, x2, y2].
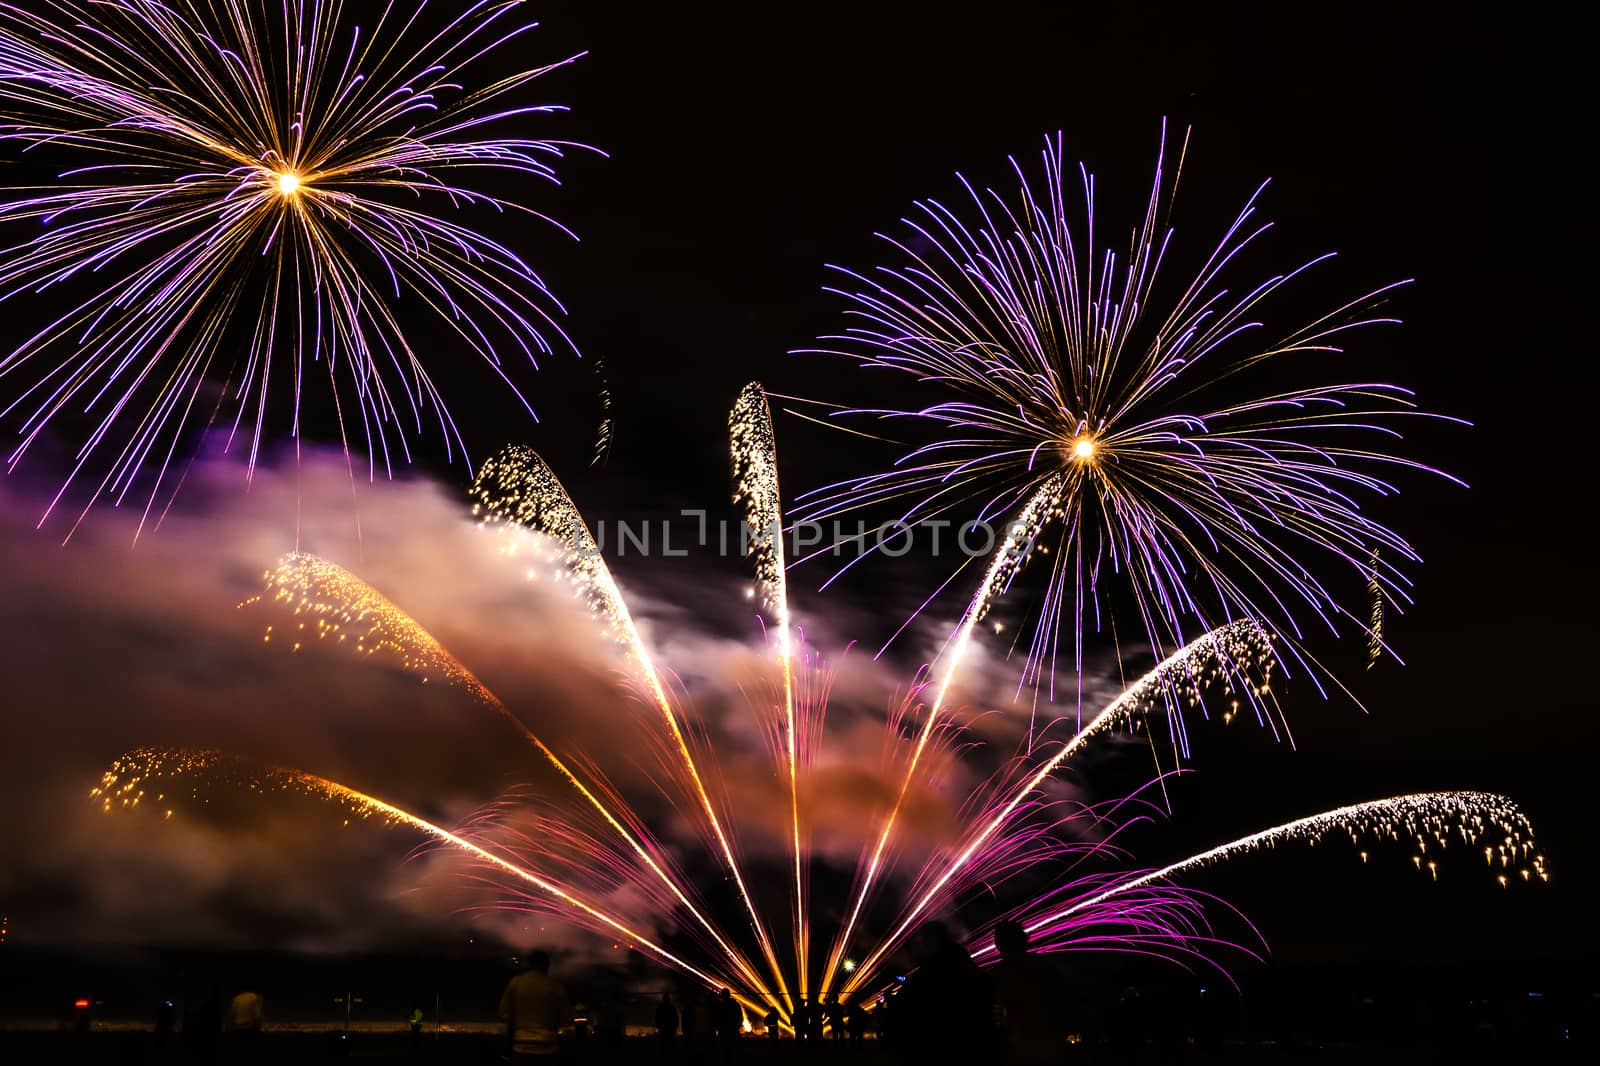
[74, 998, 90, 1009]
[842, 959, 857, 973]
[276, 172, 301, 196]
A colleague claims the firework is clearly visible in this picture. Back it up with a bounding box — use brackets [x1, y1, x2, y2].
[989, 791, 1545, 958]
[99, 387, 1533, 1013]
[470, 444, 794, 1006]
[0, 0, 586, 531]
[1367, 549, 1385, 669]
[592, 355, 614, 466]
[730, 381, 808, 993]
[833, 620, 1277, 997]
[469, 445, 643, 647]
[820, 472, 1068, 993]
[245, 551, 497, 696]
[796, 126, 1459, 723]
[246, 551, 776, 997]
[91, 747, 764, 1005]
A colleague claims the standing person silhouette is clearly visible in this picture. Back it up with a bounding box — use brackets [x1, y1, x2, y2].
[498, 951, 572, 1061]
[887, 922, 994, 1064]
[655, 991, 680, 1055]
[225, 985, 263, 1060]
[992, 921, 1068, 1064]
[153, 998, 175, 1051]
[847, 998, 868, 1044]
[714, 988, 742, 1061]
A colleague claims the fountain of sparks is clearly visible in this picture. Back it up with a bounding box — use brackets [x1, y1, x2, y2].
[97, 383, 1542, 1021]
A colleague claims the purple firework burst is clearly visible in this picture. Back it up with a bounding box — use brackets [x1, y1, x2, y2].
[0, 0, 590, 533]
[796, 127, 1462, 743]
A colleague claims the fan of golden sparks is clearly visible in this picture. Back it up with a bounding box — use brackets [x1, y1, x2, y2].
[93, 386, 1542, 1021]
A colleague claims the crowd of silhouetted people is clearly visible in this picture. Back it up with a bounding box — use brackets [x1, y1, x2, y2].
[22, 924, 1596, 1064]
[499, 918, 1078, 1064]
[877, 919, 1069, 1065]
[42, 919, 1075, 1063]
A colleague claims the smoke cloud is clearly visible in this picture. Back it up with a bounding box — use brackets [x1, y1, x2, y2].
[0, 450, 1107, 963]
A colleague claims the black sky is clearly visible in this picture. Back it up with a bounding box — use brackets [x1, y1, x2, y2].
[2, 0, 1594, 968]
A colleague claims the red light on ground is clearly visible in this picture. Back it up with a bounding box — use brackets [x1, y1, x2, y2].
[74, 998, 90, 1009]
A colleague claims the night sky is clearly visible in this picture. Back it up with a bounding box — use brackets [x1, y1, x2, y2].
[1, 0, 1593, 977]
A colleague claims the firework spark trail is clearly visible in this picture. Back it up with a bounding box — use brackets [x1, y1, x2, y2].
[820, 474, 1062, 997]
[965, 855, 1268, 978]
[795, 125, 1464, 718]
[245, 552, 500, 695]
[469, 446, 793, 1007]
[730, 382, 808, 995]
[731, 384, 793, 635]
[0, 0, 587, 530]
[978, 792, 1546, 960]
[243, 552, 773, 996]
[839, 620, 1274, 997]
[1367, 549, 1384, 669]
[91, 748, 735, 990]
[591, 355, 614, 466]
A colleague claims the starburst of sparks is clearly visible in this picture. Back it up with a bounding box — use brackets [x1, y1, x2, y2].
[0, 0, 588, 533]
[794, 125, 1464, 730]
[96, 386, 1537, 1018]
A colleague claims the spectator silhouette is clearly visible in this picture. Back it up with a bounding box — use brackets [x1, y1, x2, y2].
[763, 1005, 781, 1041]
[498, 950, 573, 1061]
[593, 992, 625, 1052]
[887, 922, 993, 1063]
[792, 998, 812, 1043]
[183, 984, 223, 1063]
[153, 998, 175, 1050]
[655, 991, 680, 1054]
[1107, 985, 1143, 1054]
[225, 986, 263, 1060]
[992, 921, 1067, 1065]
[847, 998, 867, 1044]
[714, 987, 742, 1059]
[824, 994, 844, 1040]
